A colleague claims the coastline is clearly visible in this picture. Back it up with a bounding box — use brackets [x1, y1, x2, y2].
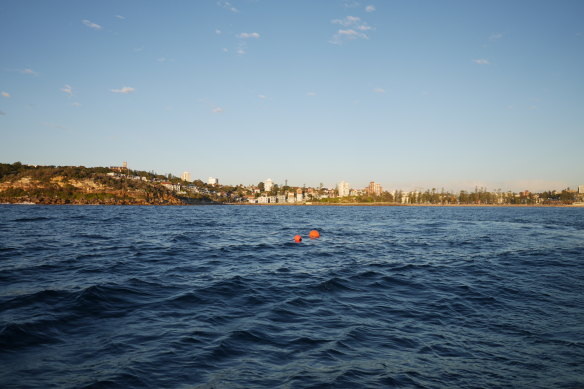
[227, 202, 581, 208]
[2, 201, 580, 207]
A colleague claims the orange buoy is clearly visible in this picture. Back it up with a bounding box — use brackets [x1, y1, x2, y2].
[294, 235, 302, 243]
[309, 230, 320, 239]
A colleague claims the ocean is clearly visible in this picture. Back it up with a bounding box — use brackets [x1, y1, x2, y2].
[0, 205, 583, 388]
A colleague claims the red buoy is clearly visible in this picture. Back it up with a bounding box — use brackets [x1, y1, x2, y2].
[294, 235, 302, 243]
[309, 230, 320, 239]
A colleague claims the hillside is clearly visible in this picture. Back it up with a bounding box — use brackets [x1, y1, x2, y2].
[0, 163, 186, 205]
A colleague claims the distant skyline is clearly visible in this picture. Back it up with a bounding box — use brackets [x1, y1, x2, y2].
[1, 0, 583, 192]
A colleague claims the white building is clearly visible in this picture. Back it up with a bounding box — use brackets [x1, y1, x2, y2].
[579, 185, 584, 194]
[208, 177, 219, 185]
[181, 172, 191, 182]
[264, 178, 274, 192]
[337, 181, 350, 197]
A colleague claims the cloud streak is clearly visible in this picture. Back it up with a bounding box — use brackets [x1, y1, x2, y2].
[20, 68, 39, 76]
[473, 59, 490, 65]
[111, 86, 135, 94]
[237, 32, 260, 39]
[1, 91, 10, 98]
[61, 84, 73, 96]
[212, 107, 224, 113]
[217, 0, 238, 13]
[330, 16, 372, 44]
[82, 19, 102, 30]
[235, 32, 260, 55]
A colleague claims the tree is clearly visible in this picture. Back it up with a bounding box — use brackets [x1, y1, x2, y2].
[258, 182, 265, 192]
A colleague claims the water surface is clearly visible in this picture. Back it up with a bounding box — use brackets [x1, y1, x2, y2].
[1, 205, 583, 388]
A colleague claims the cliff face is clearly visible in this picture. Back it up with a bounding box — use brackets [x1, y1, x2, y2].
[0, 175, 184, 205]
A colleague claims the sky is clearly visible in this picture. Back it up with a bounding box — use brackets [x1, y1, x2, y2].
[1, 0, 583, 192]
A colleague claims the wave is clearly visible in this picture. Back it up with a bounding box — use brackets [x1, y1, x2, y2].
[12, 216, 51, 222]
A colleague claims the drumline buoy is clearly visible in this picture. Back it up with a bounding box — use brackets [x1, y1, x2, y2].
[294, 235, 302, 243]
[309, 230, 320, 239]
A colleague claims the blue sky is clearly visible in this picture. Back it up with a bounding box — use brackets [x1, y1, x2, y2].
[1, 0, 583, 191]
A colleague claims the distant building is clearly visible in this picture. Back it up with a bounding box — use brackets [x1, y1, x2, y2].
[110, 162, 128, 173]
[337, 181, 350, 197]
[579, 185, 584, 194]
[181, 172, 191, 182]
[264, 178, 274, 192]
[367, 181, 383, 196]
[208, 177, 219, 185]
[161, 182, 181, 191]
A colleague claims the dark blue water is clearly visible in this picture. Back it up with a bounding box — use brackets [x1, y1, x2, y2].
[1, 205, 583, 388]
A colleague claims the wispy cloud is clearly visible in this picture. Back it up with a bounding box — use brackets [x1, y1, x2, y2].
[61, 84, 73, 97]
[237, 32, 260, 39]
[332, 16, 362, 27]
[82, 19, 102, 30]
[20, 68, 39, 76]
[258, 94, 267, 99]
[111, 86, 135, 94]
[342, 0, 361, 8]
[489, 33, 503, 41]
[373, 87, 385, 93]
[331, 29, 368, 44]
[215, 29, 222, 35]
[330, 16, 372, 44]
[473, 59, 490, 65]
[234, 32, 260, 55]
[365, 5, 376, 12]
[1, 91, 10, 98]
[72, 102, 82, 107]
[307, 91, 317, 96]
[114, 14, 126, 20]
[217, 0, 238, 13]
[212, 107, 224, 113]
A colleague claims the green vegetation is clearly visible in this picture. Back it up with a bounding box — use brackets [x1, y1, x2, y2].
[314, 186, 579, 205]
[0, 163, 184, 205]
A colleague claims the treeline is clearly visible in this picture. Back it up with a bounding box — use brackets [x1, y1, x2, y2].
[318, 187, 580, 205]
[0, 162, 169, 183]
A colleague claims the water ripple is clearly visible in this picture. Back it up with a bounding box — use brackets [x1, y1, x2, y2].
[0, 205, 583, 388]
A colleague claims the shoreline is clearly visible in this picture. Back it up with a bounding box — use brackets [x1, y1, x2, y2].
[1, 202, 581, 208]
[227, 202, 581, 208]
